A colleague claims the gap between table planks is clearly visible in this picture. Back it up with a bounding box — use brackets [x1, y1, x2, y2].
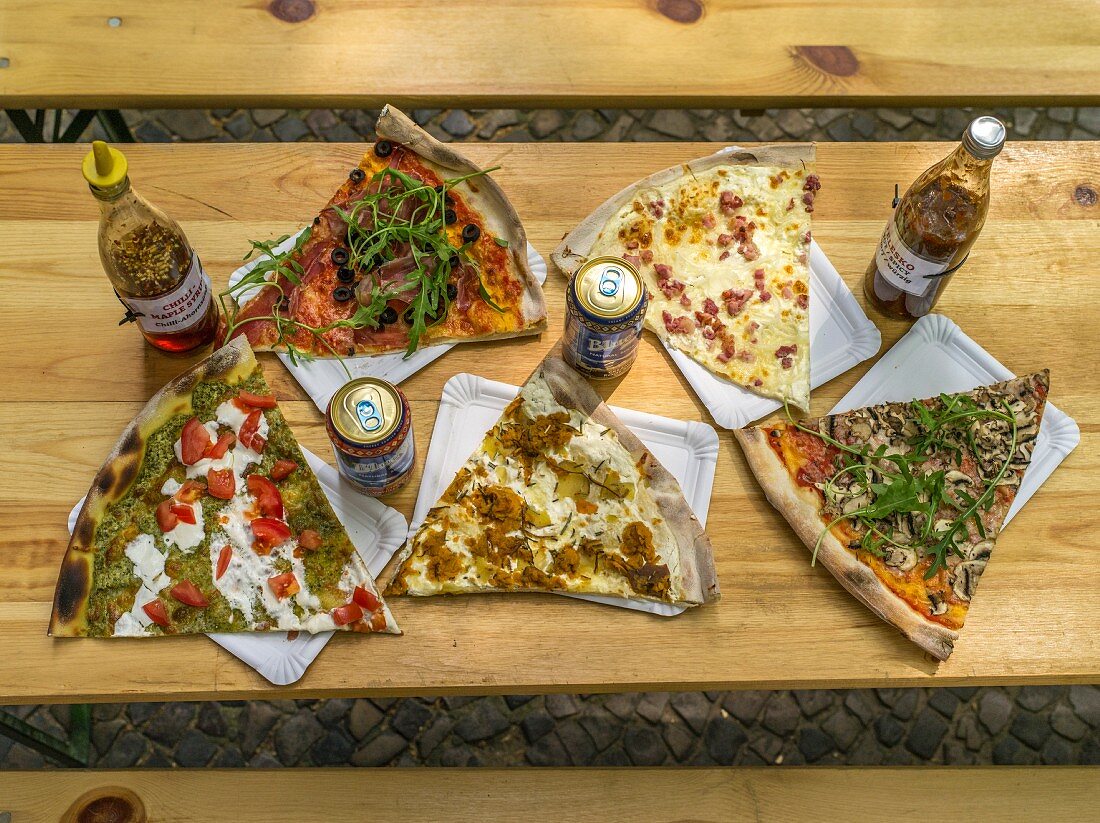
[1, 1, 1099, 109]
[3, 767, 1098, 822]
[0, 142, 1096, 704]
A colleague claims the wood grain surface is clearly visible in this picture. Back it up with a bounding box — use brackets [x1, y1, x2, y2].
[1, 1, 1099, 108]
[0, 142, 1097, 704]
[3, 767, 1097, 822]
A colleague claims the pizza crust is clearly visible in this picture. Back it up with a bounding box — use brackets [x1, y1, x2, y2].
[733, 426, 957, 660]
[551, 143, 814, 277]
[49, 337, 258, 637]
[376, 105, 547, 337]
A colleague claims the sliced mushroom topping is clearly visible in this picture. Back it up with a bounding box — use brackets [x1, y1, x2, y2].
[951, 559, 987, 601]
[849, 421, 872, 441]
[928, 592, 948, 616]
[883, 545, 918, 572]
[842, 493, 871, 515]
[966, 540, 994, 562]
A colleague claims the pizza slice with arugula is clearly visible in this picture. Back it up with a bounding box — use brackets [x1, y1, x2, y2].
[217, 105, 546, 359]
[50, 337, 399, 638]
[734, 372, 1049, 659]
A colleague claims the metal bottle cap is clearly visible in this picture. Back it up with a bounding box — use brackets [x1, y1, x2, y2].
[330, 378, 401, 445]
[574, 256, 644, 318]
[962, 116, 1006, 160]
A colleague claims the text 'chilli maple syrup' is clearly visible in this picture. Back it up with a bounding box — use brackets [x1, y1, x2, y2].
[863, 117, 1006, 320]
[82, 141, 219, 352]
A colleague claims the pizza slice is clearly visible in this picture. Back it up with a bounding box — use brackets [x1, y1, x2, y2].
[734, 372, 1049, 659]
[553, 145, 816, 409]
[382, 351, 720, 607]
[50, 337, 399, 638]
[218, 104, 546, 358]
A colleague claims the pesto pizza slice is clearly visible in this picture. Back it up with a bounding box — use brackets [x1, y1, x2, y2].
[49, 337, 399, 638]
[382, 352, 719, 608]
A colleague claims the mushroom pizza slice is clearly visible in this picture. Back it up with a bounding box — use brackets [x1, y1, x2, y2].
[734, 371, 1049, 660]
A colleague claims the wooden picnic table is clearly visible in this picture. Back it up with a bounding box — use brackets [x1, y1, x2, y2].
[4, 767, 1096, 821]
[1, 1, 1098, 110]
[0, 141, 1096, 705]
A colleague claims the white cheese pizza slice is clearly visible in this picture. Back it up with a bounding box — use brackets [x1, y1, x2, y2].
[554, 145, 816, 409]
[382, 352, 719, 608]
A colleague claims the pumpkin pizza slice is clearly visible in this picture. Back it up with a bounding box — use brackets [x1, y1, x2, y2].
[381, 351, 719, 608]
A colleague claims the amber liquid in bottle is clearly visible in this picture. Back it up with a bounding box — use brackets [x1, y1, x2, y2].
[91, 171, 218, 353]
[863, 118, 1003, 320]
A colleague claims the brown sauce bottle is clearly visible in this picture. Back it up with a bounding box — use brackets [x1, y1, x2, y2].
[863, 117, 1006, 320]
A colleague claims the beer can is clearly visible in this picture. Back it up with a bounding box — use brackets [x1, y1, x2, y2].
[563, 256, 648, 380]
[325, 378, 415, 496]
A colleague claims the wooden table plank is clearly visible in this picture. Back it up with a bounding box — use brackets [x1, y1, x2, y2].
[1, 1, 1099, 109]
[3, 767, 1097, 822]
[0, 142, 1097, 704]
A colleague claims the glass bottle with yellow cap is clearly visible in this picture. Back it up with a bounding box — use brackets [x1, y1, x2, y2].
[82, 140, 219, 352]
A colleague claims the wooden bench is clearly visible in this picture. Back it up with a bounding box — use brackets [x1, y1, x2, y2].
[3, 767, 1097, 821]
[0, 141, 1097, 707]
[2, 1, 1098, 111]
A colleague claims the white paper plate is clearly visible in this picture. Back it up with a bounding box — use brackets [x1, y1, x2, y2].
[832, 313, 1080, 525]
[660, 241, 880, 429]
[228, 228, 548, 411]
[67, 448, 408, 686]
[410, 373, 720, 617]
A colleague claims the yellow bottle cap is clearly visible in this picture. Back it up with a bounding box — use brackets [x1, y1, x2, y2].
[82, 140, 128, 189]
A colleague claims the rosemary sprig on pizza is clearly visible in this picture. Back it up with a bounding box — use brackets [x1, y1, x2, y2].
[735, 372, 1049, 659]
[217, 105, 546, 360]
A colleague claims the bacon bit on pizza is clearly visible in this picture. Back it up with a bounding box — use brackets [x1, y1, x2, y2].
[680, 293, 692, 307]
[775, 344, 798, 369]
[640, 249, 654, 264]
[787, 197, 796, 211]
[658, 278, 685, 299]
[719, 250, 731, 261]
[717, 338, 737, 363]
[702, 298, 719, 316]
[804, 174, 821, 193]
[624, 254, 642, 270]
[625, 239, 640, 250]
[717, 233, 733, 247]
[719, 191, 743, 213]
[782, 284, 794, 300]
[701, 213, 716, 229]
[653, 263, 673, 281]
[797, 293, 809, 310]
[722, 288, 753, 317]
[753, 269, 773, 302]
[647, 199, 666, 219]
[661, 310, 695, 335]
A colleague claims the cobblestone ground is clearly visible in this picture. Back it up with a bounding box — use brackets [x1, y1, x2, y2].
[2, 106, 1099, 144]
[2, 687, 1099, 768]
[2, 106, 1097, 769]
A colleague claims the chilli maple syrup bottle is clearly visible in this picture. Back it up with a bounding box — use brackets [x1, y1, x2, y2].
[82, 141, 219, 352]
[863, 116, 1006, 320]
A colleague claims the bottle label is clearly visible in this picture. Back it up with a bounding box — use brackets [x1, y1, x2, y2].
[873, 220, 949, 297]
[123, 256, 212, 334]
